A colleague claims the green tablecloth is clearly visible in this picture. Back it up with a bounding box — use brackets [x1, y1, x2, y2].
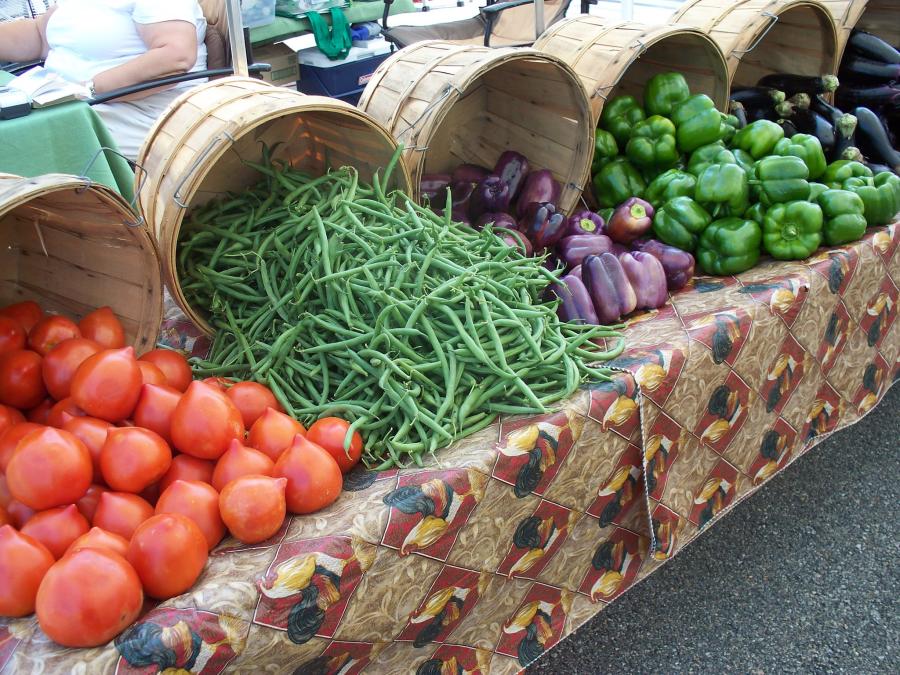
[0, 71, 135, 202]
[250, 0, 416, 46]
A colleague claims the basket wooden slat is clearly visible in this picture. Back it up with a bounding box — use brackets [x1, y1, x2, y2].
[833, 0, 899, 63]
[357, 41, 594, 216]
[0, 174, 163, 352]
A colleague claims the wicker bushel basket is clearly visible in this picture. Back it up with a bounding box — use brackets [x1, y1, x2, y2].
[357, 41, 594, 217]
[136, 76, 412, 335]
[0, 174, 163, 352]
[534, 18, 730, 123]
[671, 0, 839, 90]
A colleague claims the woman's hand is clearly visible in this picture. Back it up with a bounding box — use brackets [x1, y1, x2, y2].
[0, 8, 55, 63]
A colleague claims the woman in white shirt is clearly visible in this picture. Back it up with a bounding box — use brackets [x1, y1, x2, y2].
[0, 0, 208, 159]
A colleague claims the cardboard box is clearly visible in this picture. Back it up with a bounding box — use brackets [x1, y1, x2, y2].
[254, 43, 300, 87]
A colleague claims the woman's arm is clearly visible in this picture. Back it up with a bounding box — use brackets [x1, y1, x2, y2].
[0, 8, 54, 62]
[91, 20, 198, 100]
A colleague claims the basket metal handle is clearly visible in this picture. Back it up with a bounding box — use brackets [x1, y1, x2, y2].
[78, 146, 146, 227]
[172, 131, 236, 209]
[732, 12, 779, 54]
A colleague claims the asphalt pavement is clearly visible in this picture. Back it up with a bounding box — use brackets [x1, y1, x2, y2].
[527, 383, 900, 674]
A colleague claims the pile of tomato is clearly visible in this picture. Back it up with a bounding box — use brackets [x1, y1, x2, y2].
[0, 300, 361, 648]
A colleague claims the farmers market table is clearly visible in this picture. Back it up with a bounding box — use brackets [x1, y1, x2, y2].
[0, 72, 134, 201]
[3, 224, 898, 674]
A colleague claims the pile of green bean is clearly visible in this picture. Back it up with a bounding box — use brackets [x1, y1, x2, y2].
[180, 148, 624, 468]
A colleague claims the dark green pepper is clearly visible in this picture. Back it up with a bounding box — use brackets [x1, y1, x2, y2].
[752, 156, 811, 206]
[671, 94, 724, 153]
[808, 182, 828, 202]
[652, 196, 712, 251]
[821, 160, 873, 189]
[592, 128, 619, 174]
[626, 115, 679, 171]
[599, 95, 646, 147]
[773, 133, 827, 180]
[593, 158, 647, 208]
[762, 200, 823, 260]
[745, 202, 766, 226]
[731, 119, 785, 159]
[732, 149, 755, 176]
[719, 113, 741, 144]
[849, 171, 900, 227]
[817, 189, 867, 246]
[644, 169, 697, 208]
[696, 163, 749, 218]
[697, 217, 762, 275]
[687, 142, 736, 177]
[645, 72, 691, 117]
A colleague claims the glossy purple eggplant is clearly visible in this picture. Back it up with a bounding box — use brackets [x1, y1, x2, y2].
[582, 253, 637, 324]
[475, 211, 518, 230]
[516, 170, 562, 217]
[452, 164, 492, 184]
[556, 234, 616, 269]
[554, 274, 599, 325]
[631, 238, 696, 290]
[520, 202, 566, 250]
[618, 251, 668, 310]
[420, 174, 451, 202]
[563, 209, 606, 237]
[607, 197, 654, 244]
[467, 176, 511, 221]
[494, 227, 533, 256]
[493, 151, 530, 201]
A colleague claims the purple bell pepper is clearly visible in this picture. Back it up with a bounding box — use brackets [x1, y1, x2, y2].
[452, 164, 492, 184]
[475, 212, 518, 230]
[563, 209, 606, 237]
[607, 197, 654, 244]
[493, 151, 530, 201]
[516, 170, 562, 217]
[494, 227, 533, 256]
[618, 252, 668, 310]
[554, 274, 599, 325]
[467, 176, 511, 222]
[631, 238, 696, 290]
[582, 253, 637, 324]
[556, 234, 616, 269]
[520, 202, 566, 250]
[420, 174, 451, 203]
[568, 264, 582, 280]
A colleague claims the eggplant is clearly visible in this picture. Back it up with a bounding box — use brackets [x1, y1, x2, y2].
[452, 164, 491, 184]
[520, 202, 566, 250]
[848, 30, 900, 65]
[757, 73, 839, 97]
[631, 238, 695, 291]
[475, 211, 517, 231]
[777, 118, 800, 138]
[730, 87, 785, 121]
[582, 253, 636, 324]
[467, 176, 510, 221]
[836, 84, 900, 114]
[563, 209, 605, 237]
[810, 95, 844, 126]
[493, 151, 529, 201]
[831, 113, 858, 161]
[554, 275, 599, 325]
[787, 93, 811, 110]
[786, 108, 836, 154]
[494, 226, 533, 257]
[774, 100, 799, 120]
[606, 197, 654, 244]
[618, 252, 668, 310]
[420, 174, 451, 203]
[516, 170, 562, 218]
[865, 162, 894, 175]
[853, 106, 900, 173]
[730, 101, 748, 128]
[556, 234, 617, 269]
[841, 146, 865, 163]
[839, 55, 900, 85]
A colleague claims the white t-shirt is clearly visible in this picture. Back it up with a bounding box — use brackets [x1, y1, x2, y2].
[44, 0, 207, 86]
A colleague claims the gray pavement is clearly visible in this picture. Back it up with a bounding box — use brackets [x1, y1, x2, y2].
[528, 383, 900, 674]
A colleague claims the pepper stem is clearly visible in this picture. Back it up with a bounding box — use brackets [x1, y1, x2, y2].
[580, 218, 597, 232]
[630, 204, 646, 219]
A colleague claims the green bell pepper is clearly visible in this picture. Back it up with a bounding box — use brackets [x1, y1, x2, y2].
[652, 196, 712, 251]
[808, 182, 828, 202]
[593, 158, 647, 208]
[731, 119, 785, 159]
[592, 128, 619, 173]
[849, 171, 900, 227]
[773, 133, 827, 180]
[645, 72, 691, 117]
[671, 94, 723, 153]
[732, 149, 755, 176]
[626, 115, 679, 171]
[696, 163, 749, 218]
[763, 200, 823, 260]
[644, 169, 697, 208]
[745, 202, 766, 226]
[687, 142, 736, 177]
[821, 160, 873, 189]
[719, 113, 741, 144]
[817, 189, 867, 246]
[752, 155, 811, 206]
[697, 217, 762, 275]
[599, 95, 646, 147]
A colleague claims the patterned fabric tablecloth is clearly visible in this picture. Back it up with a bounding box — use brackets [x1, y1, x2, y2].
[2, 225, 898, 674]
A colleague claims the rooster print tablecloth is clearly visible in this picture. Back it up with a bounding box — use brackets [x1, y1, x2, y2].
[3, 225, 898, 674]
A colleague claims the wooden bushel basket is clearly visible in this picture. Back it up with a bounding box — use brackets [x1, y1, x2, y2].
[0, 174, 163, 352]
[822, 0, 899, 63]
[534, 18, 731, 123]
[357, 41, 594, 217]
[671, 0, 839, 90]
[136, 77, 412, 335]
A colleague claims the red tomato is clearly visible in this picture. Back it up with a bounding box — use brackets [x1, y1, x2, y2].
[138, 481, 161, 506]
[247, 408, 306, 462]
[306, 417, 363, 473]
[139, 349, 192, 392]
[41, 338, 101, 401]
[61, 416, 110, 482]
[71, 347, 142, 422]
[0, 505, 8, 527]
[155, 480, 224, 550]
[26, 398, 53, 424]
[132, 384, 180, 446]
[211, 438, 275, 492]
[127, 513, 208, 599]
[67, 526, 129, 557]
[0, 421, 41, 472]
[225, 381, 282, 428]
[0, 404, 25, 436]
[46, 398, 85, 428]
[0, 316, 26, 355]
[273, 435, 342, 514]
[36, 547, 143, 647]
[77, 307, 125, 349]
[0, 301, 43, 334]
[219, 475, 287, 544]
[0, 475, 10, 508]
[0, 525, 55, 617]
[202, 376, 234, 391]
[75, 484, 107, 523]
[170, 381, 243, 460]
[6, 500, 36, 528]
[136, 360, 167, 387]
[20, 504, 89, 559]
[0, 350, 46, 410]
[159, 455, 214, 493]
[7, 427, 92, 510]
[100, 427, 172, 493]
[92, 491, 153, 540]
[27, 315, 80, 357]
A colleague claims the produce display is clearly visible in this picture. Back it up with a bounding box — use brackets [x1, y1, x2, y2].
[0, 300, 360, 647]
